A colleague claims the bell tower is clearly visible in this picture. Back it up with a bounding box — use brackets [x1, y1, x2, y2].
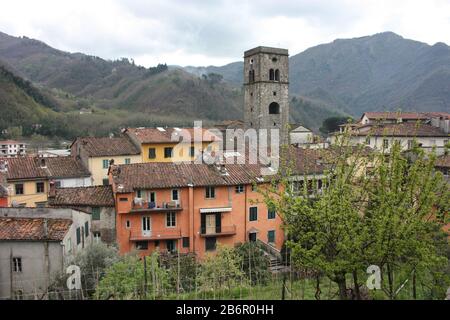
[243, 46, 289, 145]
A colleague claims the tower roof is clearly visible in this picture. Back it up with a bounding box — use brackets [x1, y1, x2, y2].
[244, 46, 289, 57]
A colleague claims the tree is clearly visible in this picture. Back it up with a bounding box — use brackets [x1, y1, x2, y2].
[261, 133, 449, 299]
[198, 244, 246, 292]
[319, 116, 353, 134]
[95, 252, 170, 300]
[235, 242, 271, 285]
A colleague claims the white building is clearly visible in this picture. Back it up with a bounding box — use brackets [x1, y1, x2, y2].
[0, 140, 27, 157]
[331, 112, 450, 154]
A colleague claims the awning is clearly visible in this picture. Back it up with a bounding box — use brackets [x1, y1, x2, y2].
[200, 207, 232, 213]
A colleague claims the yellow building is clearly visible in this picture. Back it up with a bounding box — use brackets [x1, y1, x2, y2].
[71, 136, 141, 186]
[124, 127, 220, 163]
[0, 156, 91, 207]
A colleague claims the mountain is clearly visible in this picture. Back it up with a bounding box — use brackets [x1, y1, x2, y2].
[184, 32, 450, 116]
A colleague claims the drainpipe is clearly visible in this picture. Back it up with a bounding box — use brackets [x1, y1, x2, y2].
[188, 184, 194, 254]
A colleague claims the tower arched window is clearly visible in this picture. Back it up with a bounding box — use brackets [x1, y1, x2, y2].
[275, 69, 280, 81]
[249, 70, 255, 83]
[269, 69, 274, 81]
[269, 102, 280, 114]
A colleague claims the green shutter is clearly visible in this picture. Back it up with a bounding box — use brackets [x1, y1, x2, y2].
[268, 230, 275, 243]
[92, 207, 100, 220]
[85, 221, 89, 237]
[76, 227, 81, 244]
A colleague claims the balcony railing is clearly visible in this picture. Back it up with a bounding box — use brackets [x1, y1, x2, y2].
[200, 225, 236, 237]
[130, 199, 183, 213]
[129, 228, 182, 241]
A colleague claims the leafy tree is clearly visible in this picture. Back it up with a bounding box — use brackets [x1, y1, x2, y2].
[198, 244, 246, 292]
[235, 242, 271, 285]
[261, 133, 449, 300]
[95, 252, 170, 300]
[319, 116, 353, 134]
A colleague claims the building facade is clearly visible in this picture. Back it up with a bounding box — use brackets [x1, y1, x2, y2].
[0, 140, 27, 157]
[49, 185, 116, 244]
[71, 136, 141, 186]
[243, 46, 290, 145]
[0, 207, 92, 300]
[123, 127, 220, 164]
[0, 157, 91, 207]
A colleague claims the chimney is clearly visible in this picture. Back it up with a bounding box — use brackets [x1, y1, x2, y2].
[43, 218, 48, 238]
[40, 157, 46, 168]
[48, 180, 56, 198]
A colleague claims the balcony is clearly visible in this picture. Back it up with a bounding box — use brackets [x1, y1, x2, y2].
[200, 225, 237, 237]
[129, 228, 182, 241]
[130, 199, 183, 213]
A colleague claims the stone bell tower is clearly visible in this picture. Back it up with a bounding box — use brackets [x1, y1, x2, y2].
[243, 46, 289, 145]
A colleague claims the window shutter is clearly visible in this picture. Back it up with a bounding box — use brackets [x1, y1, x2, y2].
[201, 213, 206, 234]
[215, 213, 221, 233]
[76, 227, 81, 244]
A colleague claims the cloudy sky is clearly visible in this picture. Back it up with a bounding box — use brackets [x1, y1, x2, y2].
[1, 0, 449, 67]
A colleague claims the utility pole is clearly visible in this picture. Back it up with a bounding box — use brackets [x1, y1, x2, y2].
[143, 255, 148, 299]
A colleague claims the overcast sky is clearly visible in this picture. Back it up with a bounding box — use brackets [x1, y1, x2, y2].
[1, 0, 449, 67]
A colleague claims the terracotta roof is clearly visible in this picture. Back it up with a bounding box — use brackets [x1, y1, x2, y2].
[352, 122, 448, 137]
[125, 127, 221, 144]
[0, 217, 72, 241]
[73, 136, 140, 157]
[110, 147, 327, 193]
[282, 147, 328, 175]
[50, 186, 114, 207]
[0, 173, 7, 197]
[0, 156, 90, 180]
[362, 112, 429, 121]
[0, 140, 26, 145]
[435, 155, 450, 168]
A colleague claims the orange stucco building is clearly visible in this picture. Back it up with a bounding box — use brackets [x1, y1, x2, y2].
[109, 148, 326, 259]
[110, 162, 286, 259]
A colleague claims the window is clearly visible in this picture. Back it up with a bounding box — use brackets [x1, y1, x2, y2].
[76, 227, 81, 245]
[182, 237, 190, 248]
[249, 207, 258, 221]
[383, 139, 389, 149]
[166, 240, 176, 253]
[166, 212, 176, 227]
[269, 102, 280, 114]
[251, 184, 257, 192]
[55, 181, 62, 188]
[126, 220, 130, 228]
[15, 184, 24, 195]
[149, 191, 156, 203]
[273, 91, 277, 96]
[136, 190, 142, 198]
[189, 146, 195, 157]
[407, 140, 414, 149]
[249, 232, 257, 242]
[235, 185, 244, 193]
[14, 290, 23, 300]
[119, 197, 128, 202]
[93, 232, 101, 243]
[274, 69, 280, 81]
[148, 148, 156, 159]
[92, 207, 100, 220]
[102, 179, 109, 186]
[12, 257, 22, 272]
[268, 208, 276, 219]
[365, 137, 371, 145]
[269, 69, 274, 81]
[35, 202, 47, 208]
[125, 158, 131, 165]
[205, 186, 215, 199]
[268, 230, 275, 243]
[171, 189, 179, 201]
[102, 159, 109, 169]
[164, 147, 173, 158]
[85, 221, 89, 237]
[66, 238, 72, 254]
[136, 241, 148, 250]
[36, 182, 45, 193]
[205, 237, 217, 251]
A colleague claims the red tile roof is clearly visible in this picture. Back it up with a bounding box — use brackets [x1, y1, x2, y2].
[362, 112, 429, 121]
[50, 186, 114, 207]
[352, 122, 448, 137]
[72, 136, 140, 157]
[125, 127, 221, 144]
[0, 156, 90, 180]
[435, 155, 450, 168]
[110, 147, 326, 193]
[0, 217, 72, 241]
